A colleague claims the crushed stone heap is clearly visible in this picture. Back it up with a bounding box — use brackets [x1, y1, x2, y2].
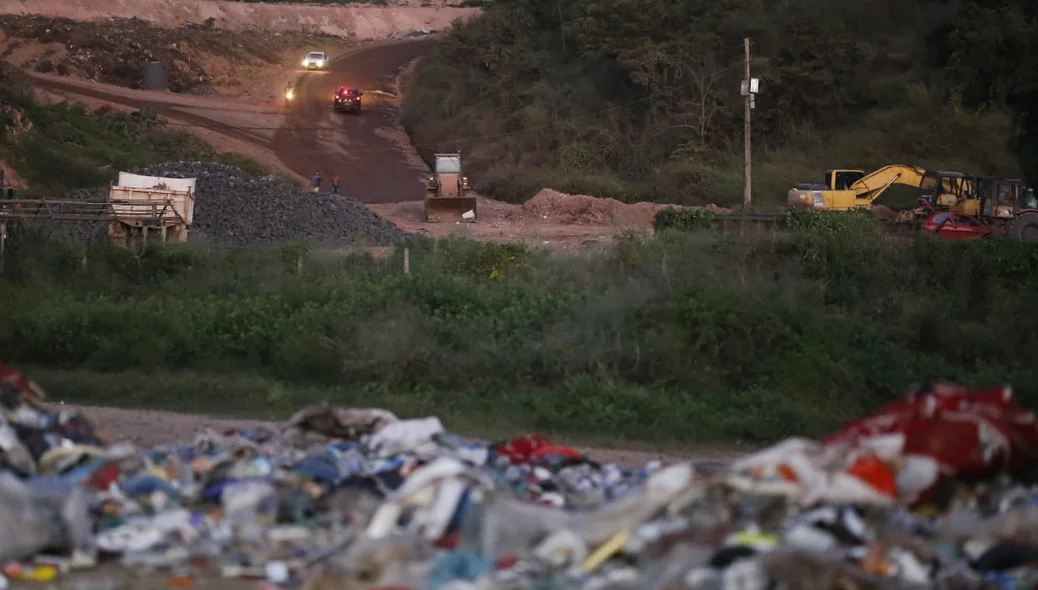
[61, 161, 411, 247]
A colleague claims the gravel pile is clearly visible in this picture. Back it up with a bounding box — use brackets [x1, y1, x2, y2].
[55, 162, 411, 247]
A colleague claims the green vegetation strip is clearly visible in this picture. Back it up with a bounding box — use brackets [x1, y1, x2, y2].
[2, 224, 1036, 444]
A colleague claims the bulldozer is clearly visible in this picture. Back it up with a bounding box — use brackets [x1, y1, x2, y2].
[787, 164, 927, 210]
[424, 152, 477, 223]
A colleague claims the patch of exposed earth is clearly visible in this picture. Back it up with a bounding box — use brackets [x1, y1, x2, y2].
[369, 191, 730, 251]
[3, 0, 479, 38]
[0, 14, 357, 98]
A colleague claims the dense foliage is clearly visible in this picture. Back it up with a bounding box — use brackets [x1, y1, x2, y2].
[2, 227, 1036, 443]
[401, 0, 1037, 206]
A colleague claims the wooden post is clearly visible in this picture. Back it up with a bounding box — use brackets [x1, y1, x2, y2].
[0, 220, 6, 277]
[743, 37, 752, 208]
[403, 247, 410, 274]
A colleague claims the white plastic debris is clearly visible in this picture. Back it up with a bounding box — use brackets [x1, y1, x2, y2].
[367, 417, 446, 456]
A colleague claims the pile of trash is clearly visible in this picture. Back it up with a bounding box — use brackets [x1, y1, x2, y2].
[2, 365, 1038, 590]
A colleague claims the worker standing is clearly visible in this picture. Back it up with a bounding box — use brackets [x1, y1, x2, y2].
[311, 170, 321, 193]
[331, 174, 340, 195]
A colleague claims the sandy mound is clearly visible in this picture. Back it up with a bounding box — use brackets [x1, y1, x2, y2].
[511, 188, 727, 228]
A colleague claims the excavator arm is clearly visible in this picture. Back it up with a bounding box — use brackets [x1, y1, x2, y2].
[788, 164, 927, 211]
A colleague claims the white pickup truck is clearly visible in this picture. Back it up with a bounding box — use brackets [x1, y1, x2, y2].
[302, 51, 328, 70]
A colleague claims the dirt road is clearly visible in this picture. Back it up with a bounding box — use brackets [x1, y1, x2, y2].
[275, 40, 434, 202]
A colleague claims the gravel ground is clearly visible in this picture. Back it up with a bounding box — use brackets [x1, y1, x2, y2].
[55, 162, 411, 247]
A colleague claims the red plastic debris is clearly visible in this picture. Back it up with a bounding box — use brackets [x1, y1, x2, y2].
[496, 434, 551, 464]
[0, 364, 47, 402]
[85, 460, 121, 491]
[847, 454, 897, 498]
[824, 381, 1038, 505]
[434, 531, 459, 550]
[529, 444, 583, 462]
[495, 434, 582, 464]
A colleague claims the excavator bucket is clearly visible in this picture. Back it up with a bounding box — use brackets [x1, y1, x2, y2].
[425, 153, 477, 223]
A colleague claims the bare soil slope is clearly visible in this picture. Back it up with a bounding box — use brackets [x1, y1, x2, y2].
[0, 15, 355, 97]
[2, 0, 479, 38]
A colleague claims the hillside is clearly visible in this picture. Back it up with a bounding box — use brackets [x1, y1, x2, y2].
[0, 64, 264, 194]
[401, 0, 1038, 207]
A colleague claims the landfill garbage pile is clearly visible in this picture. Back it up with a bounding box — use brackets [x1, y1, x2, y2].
[63, 162, 411, 247]
[3, 367, 1038, 590]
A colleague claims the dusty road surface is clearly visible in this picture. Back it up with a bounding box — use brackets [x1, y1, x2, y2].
[275, 40, 434, 203]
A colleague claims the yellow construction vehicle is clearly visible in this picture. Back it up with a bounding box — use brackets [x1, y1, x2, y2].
[787, 165, 927, 210]
[917, 170, 979, 212]
[424, 152, 477, 223]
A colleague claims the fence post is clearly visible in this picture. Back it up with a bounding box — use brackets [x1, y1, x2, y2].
[0, 220, 6, 277]
[403, 247, 410, 274]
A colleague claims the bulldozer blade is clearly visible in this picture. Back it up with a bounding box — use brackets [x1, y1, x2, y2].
[425, 196, 477, 223]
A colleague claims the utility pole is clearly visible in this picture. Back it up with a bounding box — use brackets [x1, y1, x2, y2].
[743, 36, 759, 207]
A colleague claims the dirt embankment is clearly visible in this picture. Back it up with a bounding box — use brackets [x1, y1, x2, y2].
[2, 0, 479, 38]
[0, 15, 350, 95]
[368, 189, 731, 250]
[512, 188, 729, 227]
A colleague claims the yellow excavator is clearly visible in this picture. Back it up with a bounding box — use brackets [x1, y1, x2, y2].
[781, 164, 1038, 238]
[787, 165, 928, 210]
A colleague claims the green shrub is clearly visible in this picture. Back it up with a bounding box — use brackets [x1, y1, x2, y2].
[653, 207, 717, 232]
[784, 209, 882, 235]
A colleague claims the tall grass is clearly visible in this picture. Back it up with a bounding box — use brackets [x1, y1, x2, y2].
[2, 225, 1036, 444]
